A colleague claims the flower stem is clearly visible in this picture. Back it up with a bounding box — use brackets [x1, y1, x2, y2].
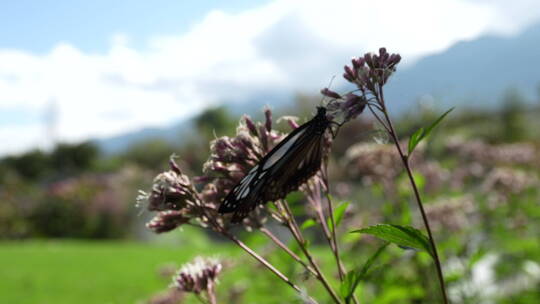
[325, 192, 345, 280]
[195, 203, 313, 302]
[195, 293, 210, 304]
[260, 227, 318, 277]
[378, 89, 449, 304]
[279, 200, 343, 304]
[317, 176, 359, 304]
[222, 230, 308, 296]
[207, 282, 217, 304]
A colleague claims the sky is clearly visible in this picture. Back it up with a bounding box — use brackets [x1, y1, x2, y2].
[1, 0, 540, 156]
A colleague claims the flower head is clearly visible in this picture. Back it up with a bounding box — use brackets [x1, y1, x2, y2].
[151, 171, 193, 211]
[171, 257, 222, 294]
[342, 48, 401, 98]
[200, 108, 289, 225]
[138, 108, 299, 229]
[146, 210, 191, 233]
[138, 157, 225, 231]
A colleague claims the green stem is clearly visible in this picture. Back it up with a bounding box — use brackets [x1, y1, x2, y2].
[280, 200, 343, 304]
[378, 89, 449, 304]
[195, 201, 310, 301]
[260, 227, 318, 277]
[223, 230, 307, 295]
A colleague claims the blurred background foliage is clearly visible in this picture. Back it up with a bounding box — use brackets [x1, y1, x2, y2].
[1, 89, 540, 303]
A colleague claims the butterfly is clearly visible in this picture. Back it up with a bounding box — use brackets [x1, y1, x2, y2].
[219, 106, 334, 223]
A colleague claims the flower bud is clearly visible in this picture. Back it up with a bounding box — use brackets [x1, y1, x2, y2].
[258, 124, 269, 152]
[169, 157, 182, 175]
[351, 57, 361, 70]
[146, 171, 196, 211]
[364, 53, 375, 69]
[342, 93, 367, 120]
[344, 65, 355, 80]
[264, 107, 272, 132]
[277, 116, 300, 129]
[172, 257, 222, 294]
[147, 210, 190, 233]
[243, 115, 258, 137]
[321, 88, 341, 99]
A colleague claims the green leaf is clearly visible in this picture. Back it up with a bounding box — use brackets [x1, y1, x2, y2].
[340, 243, 388, 303]
[327, 201, 350, 232]
[412, 172, 425, 191]
[301, 219, 316, 230]
[407, 108, 454, 155]
[467, 248, 487, 268]
[340, 271, 355, 301]
[408, 127, 424, 155]
[334, 202, 349, 227]
[351, 224, 433, 258]
[423, 107, 454, 139]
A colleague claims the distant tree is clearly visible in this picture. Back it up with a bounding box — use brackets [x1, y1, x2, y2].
[50, 141, 100, 175]
[500, 88, 526, 142]
[1, 149, 50, 180]
[194, 106, 236, 139]
[122, 138, 176, 170]
[537, 82, 540, 104]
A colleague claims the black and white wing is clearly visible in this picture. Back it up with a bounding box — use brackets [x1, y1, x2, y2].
[219, 107, 330, 223]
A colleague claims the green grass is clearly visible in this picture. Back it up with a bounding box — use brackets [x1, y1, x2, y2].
[0, 234, 337, 304]
[0, 239, 209, 304]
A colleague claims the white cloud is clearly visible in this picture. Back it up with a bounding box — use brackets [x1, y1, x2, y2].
[0, 0, 538, 155]
[466, 0, 540, 34]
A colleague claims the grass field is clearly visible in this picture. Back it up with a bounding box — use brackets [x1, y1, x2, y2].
[0, 239, 211, 304]
[0, 235, 331, 304]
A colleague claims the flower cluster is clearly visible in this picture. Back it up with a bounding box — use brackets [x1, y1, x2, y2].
[319, 50, 400, 122]
[321, 89, 367, 122]
[136, 157, 220, 232]
[146, 210, 191, 234]
[482, 167, 537, 195]
[199, 107, 289, 226]
[443, 137, 539, 191]
[425, 195, 476, 232]
[321, 47, 402, 112]
[201, 107, 284, 204]
[343, 48, 401, 90]
[143, 169, 197, 212]
[138, 107, 321, 231]
[344, 142, 430, 193]
[171, 257, 222, 294]
[345, 143, 405, 180]
[445, 136, 538, 166]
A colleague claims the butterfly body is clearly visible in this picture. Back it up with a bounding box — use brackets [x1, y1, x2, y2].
[219, 107, 332, 223]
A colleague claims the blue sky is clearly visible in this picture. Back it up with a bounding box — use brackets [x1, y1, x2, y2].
[0, 0, 269, 53]
[1, 0, 540, 156]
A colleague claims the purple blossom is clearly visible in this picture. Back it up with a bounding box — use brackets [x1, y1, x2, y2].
[341, 48, 401, 96]
[146, 210, 190, 233]
[171, 257, 222, 294]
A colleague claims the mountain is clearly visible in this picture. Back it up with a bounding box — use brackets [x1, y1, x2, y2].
[95, 91, 293, 154]
[95, 120, 192, 154]
[96, 22, 540, 154]
[384, 22, 540, 111]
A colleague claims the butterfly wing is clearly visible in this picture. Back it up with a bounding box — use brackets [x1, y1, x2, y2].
[219, 108, 330, 223]
[218, 164, 263, 213]
[261, 128, 325, 203]
[220, 123, 315, 221]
